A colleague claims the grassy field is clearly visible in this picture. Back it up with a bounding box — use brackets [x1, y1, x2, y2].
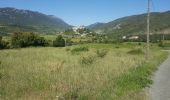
[40, 34, 57, 41]
[0, 43, 168, 100]
[41, 34, 93, 43]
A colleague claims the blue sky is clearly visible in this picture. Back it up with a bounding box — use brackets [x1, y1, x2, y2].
[0, 0, 170, 26]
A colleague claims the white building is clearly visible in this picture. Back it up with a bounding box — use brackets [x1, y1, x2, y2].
[128, 36, 139, 40]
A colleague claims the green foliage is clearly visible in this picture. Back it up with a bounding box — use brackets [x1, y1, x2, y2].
[0, 44, 167, 99]
[65, 48, 71, 51]
[64, 89, 79, 100]
[76, 28, 90, 34]
[159, 41, 170, 47]
[127, 48, 144, 55]
[53, 35, 65, 47]
[63, 29, 75, 35]
[11, 32, 48, 48]
[65, 38, 73, 46]
[80, 55, 96, 65]
[33, 37, 48, 46]
[0, 8, 70, 33]
[71, 46, 89, 54]
[158, 41, 170, 50]
[0, 36, 10, 49]
[96, 49, 108, 58]
[163, 41, 170, 47]
[90, 11, 170, 40]
[158, 42, 164, 47]
[114, 52, 167, 96]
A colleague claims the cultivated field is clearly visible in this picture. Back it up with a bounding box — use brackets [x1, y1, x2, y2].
[0, 43, 167, 100]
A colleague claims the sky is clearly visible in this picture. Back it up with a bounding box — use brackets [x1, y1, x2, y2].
[0, 0, 170, 26]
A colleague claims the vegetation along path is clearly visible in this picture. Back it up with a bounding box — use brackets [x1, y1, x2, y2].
[150, 50, 170, 100]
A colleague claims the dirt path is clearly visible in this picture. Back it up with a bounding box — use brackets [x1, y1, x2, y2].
[150, 51, 170, 100]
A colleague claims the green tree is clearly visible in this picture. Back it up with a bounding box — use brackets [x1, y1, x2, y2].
[63, 29, 75, 35]
[11, 32, 48, 48]
[53, 35, 65, 47]
[0, 36, 9, 49]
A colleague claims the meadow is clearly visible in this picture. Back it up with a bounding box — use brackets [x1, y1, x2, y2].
[0, 43, 168, 100]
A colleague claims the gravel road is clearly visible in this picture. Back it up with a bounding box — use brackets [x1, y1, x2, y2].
[150, 51, 170, 100]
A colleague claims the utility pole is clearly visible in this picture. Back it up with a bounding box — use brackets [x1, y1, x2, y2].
[146, 0, 150, 60]
[162, 31, 165, 42]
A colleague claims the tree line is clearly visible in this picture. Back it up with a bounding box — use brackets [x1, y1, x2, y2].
[0, 32, 66, 49]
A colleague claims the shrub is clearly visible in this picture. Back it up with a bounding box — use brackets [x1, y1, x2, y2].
[80, 55, 96, 65]
[53, 35, 65, 47]
[65, 48, 70, 51]
[11, 32, 48, 48]
[65, 38, 73, 46]
[64, 89, 79, 100]
[33, 37, 48, 46]
[71, 46, 89, 54]
[96, 49, 108, 58]
[115, 46, 120, 48]
[159, 41, 170, 48]
[0, 36, 10, 49]
[127, 48, 144, 55]
[158, 42, 164, 47]
[138, 42, 142, 46]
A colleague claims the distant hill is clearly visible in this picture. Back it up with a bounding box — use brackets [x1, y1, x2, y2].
[88, 11, 170, 38]
[87, 22, 105, 29]
[0, 7, 71, 33]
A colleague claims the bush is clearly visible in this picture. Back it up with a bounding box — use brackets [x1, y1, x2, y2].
[65, 38, 73, 46]
[115, 46, 120, 48]
[71, 46, 89, 54]
[65, 48, 70, 51]
[127, 48, 144, 55]
[138, 42, 142, 45]
[158, 41, 170, 48]
[80, 55, 96, 65]
[33, 37, 48, 46]
[53, 35, 65, 47]
[11, 32, 48, 48]
[0, 36, 10, 49]
[64, 89, 79, 100]
[96, 49, 108, 58]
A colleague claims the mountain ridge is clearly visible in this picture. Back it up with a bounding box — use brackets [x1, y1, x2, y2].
[0, 7, 71, 33]
[88, 10, 170, 37]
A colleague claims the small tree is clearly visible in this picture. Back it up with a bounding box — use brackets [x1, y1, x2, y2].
[65, 38, 73, 46]
[11, 32, 48, 48]
[53, 35, 65, 47]
[0, 36, 9, 49]
[33, 37, 48, 46]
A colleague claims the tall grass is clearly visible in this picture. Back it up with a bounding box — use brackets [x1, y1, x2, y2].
[0, 44, 167, 100]
[71, 46, 89, 54]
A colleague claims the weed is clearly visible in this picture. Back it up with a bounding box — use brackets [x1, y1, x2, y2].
[64, 89, 79, 100]
[127, 48, 144, 55]
[115, 46, 120, 48]
[65, 48, 70, 51]
[96, 49, 108, 58]
[71, 46, 89, 54]
[158, 41, 170, 49]
[0, 44, 167, 99]
[80, 55, 96, 65]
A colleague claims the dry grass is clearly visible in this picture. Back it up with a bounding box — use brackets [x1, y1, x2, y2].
[0, 43, 167, 100]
